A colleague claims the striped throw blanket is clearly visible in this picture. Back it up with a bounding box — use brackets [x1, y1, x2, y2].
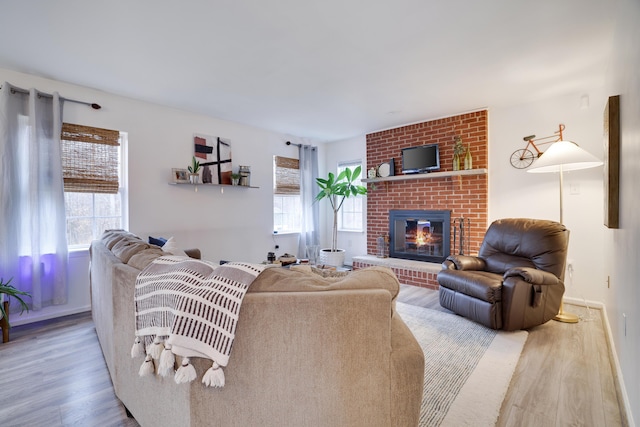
[131, 256, 266, 387]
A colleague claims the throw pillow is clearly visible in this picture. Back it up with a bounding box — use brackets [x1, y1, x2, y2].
[162, 237, 188, 257]
[149, 236, 168, 247]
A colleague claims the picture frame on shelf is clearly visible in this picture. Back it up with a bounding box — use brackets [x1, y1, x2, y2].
[171, 168, 189, 183]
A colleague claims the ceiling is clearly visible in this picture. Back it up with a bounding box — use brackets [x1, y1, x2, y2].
[0, 1, 616, 141]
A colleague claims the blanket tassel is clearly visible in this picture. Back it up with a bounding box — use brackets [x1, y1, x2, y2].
[174, 357, 197, 384]
[131, 336, 145, 358]
[139, 354, 155, 377]
[158, 344, 175, 377]
[202, 361, 225, 388]
[148, 336, 164, 360]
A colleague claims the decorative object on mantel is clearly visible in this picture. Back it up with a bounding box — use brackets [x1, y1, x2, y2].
[452, 136, 465, 171]
[315, 166, 367, 267]
[187, 156, 201, 185]
[452, 217, 471, 255]
[377, 158, 395, 177]
[464, 143, 473, 170]
[368, 166, 377, 179]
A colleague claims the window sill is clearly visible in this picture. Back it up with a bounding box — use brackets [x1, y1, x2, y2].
[273, 231, 300, 236]
[68, 247, 89, 258]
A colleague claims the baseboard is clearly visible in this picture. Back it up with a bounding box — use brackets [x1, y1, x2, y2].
[563, 297, 635, 426]
[10, 305, 92, 327]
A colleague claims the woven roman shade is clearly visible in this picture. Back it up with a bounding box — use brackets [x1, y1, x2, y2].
[274, 156, 300, 195]
[61, 123, 120, 194]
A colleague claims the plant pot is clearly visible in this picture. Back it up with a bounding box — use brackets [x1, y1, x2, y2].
[189, 173, 200, 184]
[319, 248, 345, 267]
[231, 178, 239, 185]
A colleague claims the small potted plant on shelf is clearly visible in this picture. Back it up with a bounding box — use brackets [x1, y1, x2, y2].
[230, 172, 241, 185]
[188, 156, 201, 184]
[315, 166, 367, 267]
[1, 277, 31, 331]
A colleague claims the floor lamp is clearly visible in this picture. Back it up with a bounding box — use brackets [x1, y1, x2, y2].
[527, 139, 603, 323]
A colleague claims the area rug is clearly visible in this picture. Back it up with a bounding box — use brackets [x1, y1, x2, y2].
[396, 302, 528, 427]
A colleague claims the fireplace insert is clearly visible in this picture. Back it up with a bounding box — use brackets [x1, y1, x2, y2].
[389, 209, 451, 263]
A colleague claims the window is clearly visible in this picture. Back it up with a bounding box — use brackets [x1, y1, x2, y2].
[273, 156, 301, 233]
[62, 123, 128, 249]
[337, 160, 365, 232]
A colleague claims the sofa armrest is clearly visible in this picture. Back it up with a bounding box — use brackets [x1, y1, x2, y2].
[390, 312, 424, 426]
[444, 255, 486, 271]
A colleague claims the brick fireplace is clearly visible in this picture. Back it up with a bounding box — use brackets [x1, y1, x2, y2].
[354, 110, 488, 289]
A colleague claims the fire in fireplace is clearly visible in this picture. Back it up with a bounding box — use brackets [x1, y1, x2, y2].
[389, 209, 451, 263]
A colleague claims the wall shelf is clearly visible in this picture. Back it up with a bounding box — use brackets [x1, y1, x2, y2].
[362, 168, 487, 184]
[168, 182, 259, 189]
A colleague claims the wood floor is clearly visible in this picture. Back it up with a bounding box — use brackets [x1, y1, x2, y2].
[397, 284, 627, 427]
[0, 285, 627, 427]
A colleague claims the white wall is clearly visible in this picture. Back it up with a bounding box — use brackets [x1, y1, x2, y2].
[489, 89, 608, 303]
[1, 67, 314, 326]
[324, 135, 367, 265]
[604, 0, 640, 422]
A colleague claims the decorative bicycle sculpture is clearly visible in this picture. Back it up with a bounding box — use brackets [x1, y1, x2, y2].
[510, 124, 566, 169]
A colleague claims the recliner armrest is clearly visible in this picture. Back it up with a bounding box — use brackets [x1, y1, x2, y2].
[503, 267, 560, 286]
[444, 255, 486, 271]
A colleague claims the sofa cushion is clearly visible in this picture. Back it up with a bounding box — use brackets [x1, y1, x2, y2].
[102, 229, 138, 250]
[249, 266, 400, 300]
[111, 239, 152, 264]
[289, 264, 351, 281]
[437, 269, 503, 303]
[128, 247, 168, 270]
[161, 237, 188, 257]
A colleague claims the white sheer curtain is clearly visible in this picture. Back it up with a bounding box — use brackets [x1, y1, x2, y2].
[0, 82, 68, 311]
[297, 144, 319, 258]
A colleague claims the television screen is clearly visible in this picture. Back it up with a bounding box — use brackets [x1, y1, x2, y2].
[401, 144, 440, 173]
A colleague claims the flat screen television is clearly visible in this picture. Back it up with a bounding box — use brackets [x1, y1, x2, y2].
[401, 144, 440, 173]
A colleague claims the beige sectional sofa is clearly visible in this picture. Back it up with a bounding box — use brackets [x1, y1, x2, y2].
[89, 230, 424, 427]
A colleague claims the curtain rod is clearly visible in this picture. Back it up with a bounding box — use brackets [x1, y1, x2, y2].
[0, 84, 102, 110]
[285, 141, 316, 150]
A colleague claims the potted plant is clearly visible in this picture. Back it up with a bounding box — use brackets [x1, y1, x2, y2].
[230, 172, 241, 185]
[315, 166, 367, 267]
[0, 277, 30, 329]
[188, 156, 201, 184]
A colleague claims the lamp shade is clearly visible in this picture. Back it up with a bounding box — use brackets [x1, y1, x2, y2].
[527, 140, 603, 173]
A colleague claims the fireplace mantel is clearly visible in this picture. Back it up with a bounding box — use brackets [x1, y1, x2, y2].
[362, 168, 487, 184]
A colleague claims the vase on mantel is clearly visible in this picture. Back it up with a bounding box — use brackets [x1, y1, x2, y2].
[452, 153, 460, 171]
[464, 145, 473, 170]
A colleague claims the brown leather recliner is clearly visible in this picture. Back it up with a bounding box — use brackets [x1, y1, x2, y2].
[437, 218, 569, 331]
